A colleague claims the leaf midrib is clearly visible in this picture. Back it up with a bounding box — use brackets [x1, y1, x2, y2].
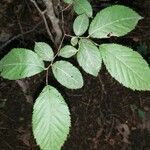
[89, 17, 140, 36]
[82, 43, 94, 68]
[81, 41, 101, 69]
[54, 66, 79, 84]
[105, 49, 148, 83]
[1, 63, 44, 69]
[76, 16, 85, 35]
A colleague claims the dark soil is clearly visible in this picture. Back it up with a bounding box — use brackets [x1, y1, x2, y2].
[0, 0, 150, 150]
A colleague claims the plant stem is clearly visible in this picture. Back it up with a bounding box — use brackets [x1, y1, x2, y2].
[45, 34, 66, 85]
[45, 33, 97, 85]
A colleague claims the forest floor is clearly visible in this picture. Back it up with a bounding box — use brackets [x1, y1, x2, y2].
[0, 0, 150, 150]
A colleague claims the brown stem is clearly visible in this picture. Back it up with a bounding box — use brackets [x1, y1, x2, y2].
[45, 34, 66, 84]
[42, 0, 62, 46]
[30, 0, 54, 42]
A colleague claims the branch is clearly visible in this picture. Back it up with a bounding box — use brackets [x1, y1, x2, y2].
[42, 0, 62, 46]
[30, 0, 54, 42]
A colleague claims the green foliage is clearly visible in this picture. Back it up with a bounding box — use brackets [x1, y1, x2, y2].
[59, 45, 78, 58]
[32, 85, 70, 150]
[100, 44, 150, 90]
[52, 60, 83, 89]
[73, 0, 93, 17]
[73, 14, 89, 36]
[71, 37, 78, 46]
[77, 39, 102, 76]
[0, 48, 45, 80]
[63, 0, 73, 4]
[1, 2, 150, 150]
[34, 42, 54, 61]
[89, 5, 142, 38]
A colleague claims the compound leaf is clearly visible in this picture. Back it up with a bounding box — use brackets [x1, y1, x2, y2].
[73, 14, 89, 36]
[59, 45, 78, 58]
[89, 5, 142, 38]
[100, 44, 150, 90]
[73, 0, 93, 17]
[52, 60, 83, 89]
[77, 39, 102, 76]
[0, 48, 45, 80]
[32, 85, 70, 150]
[34, 42, 54, 61]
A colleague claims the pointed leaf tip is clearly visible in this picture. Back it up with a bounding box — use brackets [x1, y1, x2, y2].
[32, 85, 71, 150]
[100, 43, 150, 91]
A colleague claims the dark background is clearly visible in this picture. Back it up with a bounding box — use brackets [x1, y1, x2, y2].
[0, 0, 150, 149]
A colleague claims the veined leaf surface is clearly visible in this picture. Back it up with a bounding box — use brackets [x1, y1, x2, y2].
[100, 44, 150, 90]
[89, 5, 142, 38]
[52, 60, 83, 89]
[34, 42, 54, 61]
[77, 39, 102, 76]
[0, 48, 45, 80]
[73, 14, 89, 36]
[59, 45, 78, 58]
[73, 0, 93, 17]
[32, 85, 70, 150]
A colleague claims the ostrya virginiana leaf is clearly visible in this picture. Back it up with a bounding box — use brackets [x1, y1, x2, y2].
[32, 85, 71, 150]
[0, 48, 45, 80]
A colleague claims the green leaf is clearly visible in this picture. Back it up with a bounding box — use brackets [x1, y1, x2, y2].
[73, 0, 93, 17]
[32, 85, 70, 150]
[71, 37, 78, 46]
[73, 14, 89, 36]
[77, 39, 102, 76]
[138, 109, 145, 119]
[58, 45, 78, 58]
[89, 5, 142, 38]
[100, 44, 150, 90]
[34, 42, 54, 61]
[0, 48, 45, 80]
[52, 60, 83, 89]
[64, 0, 73, 4]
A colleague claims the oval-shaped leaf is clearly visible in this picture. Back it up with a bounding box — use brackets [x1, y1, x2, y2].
[58, 45, 78, 58]
[73, 0, 93, 17]
[100, 44, 150, 90]
[71, 37, 78, 46]
[73, 14, 89, 36]
[0, 48, 45, 80]
[32, 85, 71, 150]
[52, 60, 83, 89]
[89, 5, 142, 38]
[34, 42, 54, 61]
[77, 39, 102, 76]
